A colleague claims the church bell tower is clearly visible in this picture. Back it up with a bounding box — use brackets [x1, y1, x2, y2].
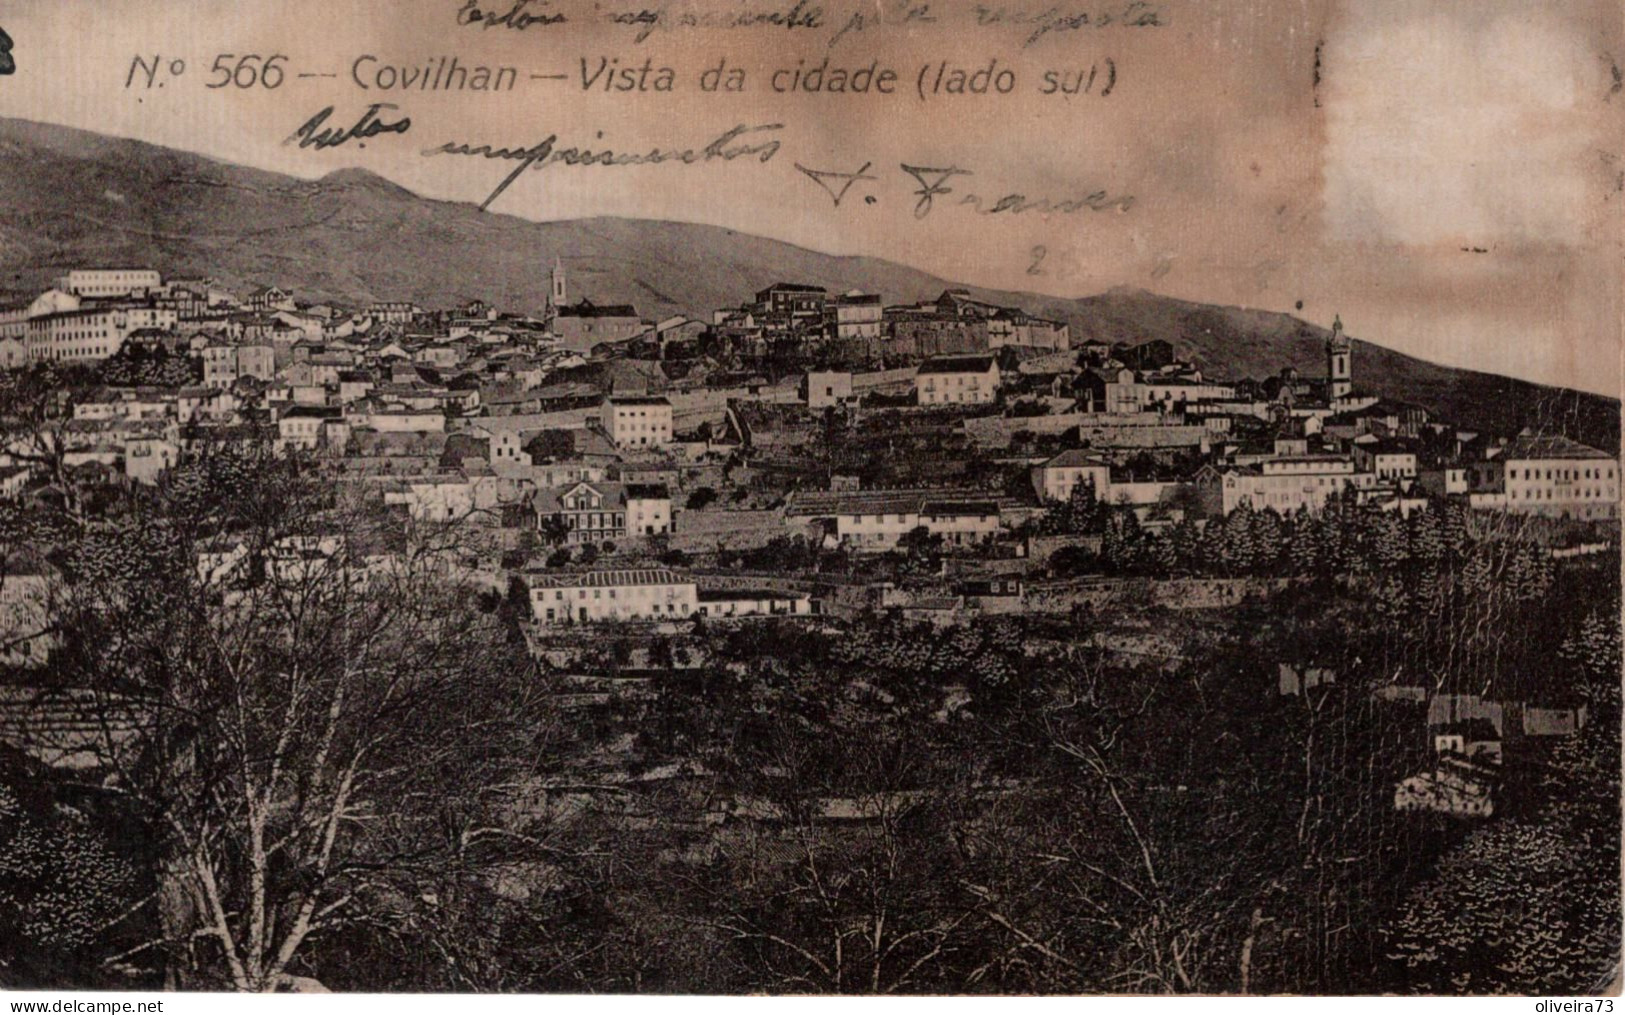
[1326, 314, 1352, 401]
[548, 257, 567, 314]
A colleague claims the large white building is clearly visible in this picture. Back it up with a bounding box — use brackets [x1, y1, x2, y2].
[601, 395, 673, 448]
[1493, 434, 1619, 520]
[1198, 455, 1358, 516]
[916, 355, 1000, 406]
[528, 568, 698, 625]
[25, 308, 137, 362]
[786, 490, 1006, 552]
[533, 480, 673, 544]
[58, 269, 162, 299]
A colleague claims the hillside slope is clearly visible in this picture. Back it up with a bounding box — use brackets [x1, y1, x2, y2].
[0, 116, 1614, 449]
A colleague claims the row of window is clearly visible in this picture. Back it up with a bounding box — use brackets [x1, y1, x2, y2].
[539, 601, 691, 622]
[1244, 476, 1352, 489]
[1511, 486, 1613, 500]
[846, 513, 916, 526]
[562, 512, 624, 528]
[539, 586, 687, 601]
[1509, 465, 1616, 481]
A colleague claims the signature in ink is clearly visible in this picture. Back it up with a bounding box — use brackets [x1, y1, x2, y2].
[286, 103, 412, 151]
[900, 164, 973, 218]
[796, 162, 877, 206]
[456, 0, 567, 31]
[422, 123, 783, 212]
[900, 163, 1134, 218]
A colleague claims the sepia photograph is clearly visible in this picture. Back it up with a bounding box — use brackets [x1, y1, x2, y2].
[0, 0, 1619, 999]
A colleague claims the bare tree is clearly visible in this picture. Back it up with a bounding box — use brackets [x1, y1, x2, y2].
[50, 448, 561, 990]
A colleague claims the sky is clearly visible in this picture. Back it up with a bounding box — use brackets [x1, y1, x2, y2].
[0, 0, 1619, 396]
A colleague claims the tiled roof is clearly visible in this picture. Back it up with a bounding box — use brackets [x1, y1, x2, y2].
[1503, 434, 1613, 461]
[526, 568, 691, 589]
[921, 501, 1000, 517]
[1044, 449, 1109, 469]
[918, 355, 996, 375]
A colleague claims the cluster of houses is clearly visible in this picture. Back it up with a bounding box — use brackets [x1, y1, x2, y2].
[0, 266, 1617, 636]
[0, 265, 1614, 834]
[1280, 668, 1591, 820]
[711, 284, 1069, 361]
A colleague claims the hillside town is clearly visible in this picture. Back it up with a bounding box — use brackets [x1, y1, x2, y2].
[0, 264, 1618, 993]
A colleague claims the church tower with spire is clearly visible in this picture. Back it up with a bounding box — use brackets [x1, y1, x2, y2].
[548, 257, 567, 314]
[1326, 314, 1352, 401]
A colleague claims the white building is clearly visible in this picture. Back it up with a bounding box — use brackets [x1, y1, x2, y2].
[920, 500, 1001, 547]
[528, 568, 698, 625]
[787, 490, 1006, 552]
[1494, 433, 1619, 521]
[351, 407, 446, 434]
[697, 588, 814, 619]
[830, 495, 925, 550]
[1416, 466, 1470, 498]
[59, 269, 162, 299]
[1140, 378, 1237, 410]
[489, 431, 531, 466]
[1198, 456, 1358, 516]
[25, 309, 137, 362]
[1352, 440, 1418, 482]
[384, 479, 476, 523]
[202, 343, 276, 387]
[625, 483, 673, 537]
[916, 355, 1000, 406]
[126, 437, 180, 485]
[602, 396, 673, 448]
[277, 405, 348, 451]
[828, 292, 883, 341]
[1031, 449, 1112, 503]
[804, 370, 854, 409]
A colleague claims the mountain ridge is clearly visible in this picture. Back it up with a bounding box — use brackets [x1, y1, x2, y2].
[0, 115, 1615, 449]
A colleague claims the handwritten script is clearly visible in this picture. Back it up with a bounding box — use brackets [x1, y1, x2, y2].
[421, 123, 784, 210]
[286, 104, 413, 150]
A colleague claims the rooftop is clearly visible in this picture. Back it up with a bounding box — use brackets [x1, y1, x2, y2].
[526, 568, 692, 589]
[1044, 449, 1109, 469]
[918, 355, 997, 375]
[921, 500, 1000, 517]
[1503, 433, 1614, 462]
[557, 300, 639, 319]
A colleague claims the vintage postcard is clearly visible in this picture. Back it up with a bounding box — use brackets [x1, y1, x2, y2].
[0, 0, 1619, 998]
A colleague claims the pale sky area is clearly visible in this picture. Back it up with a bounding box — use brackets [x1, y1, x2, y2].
[0, 0, 1619, 395]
